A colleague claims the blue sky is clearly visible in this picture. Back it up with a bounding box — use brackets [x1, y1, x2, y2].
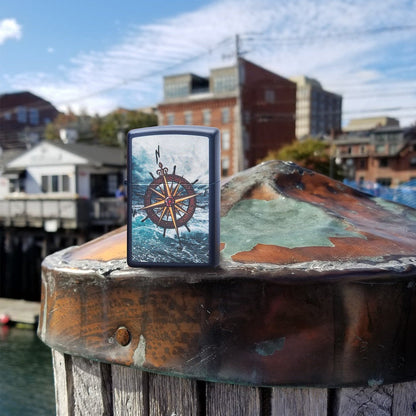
[1, 0, 416, 127]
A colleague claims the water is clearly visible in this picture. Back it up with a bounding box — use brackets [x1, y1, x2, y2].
[0, 326, 55, 416]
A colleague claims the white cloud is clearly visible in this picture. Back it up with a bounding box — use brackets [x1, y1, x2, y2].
[0, 18, 22, 44]
[4, 0, 416, 125]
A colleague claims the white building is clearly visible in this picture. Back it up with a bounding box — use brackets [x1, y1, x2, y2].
[0, 141, 125, 229]
[4, 141, 124, 198]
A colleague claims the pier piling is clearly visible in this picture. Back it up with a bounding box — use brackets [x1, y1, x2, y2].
[39, 161, 416, 415]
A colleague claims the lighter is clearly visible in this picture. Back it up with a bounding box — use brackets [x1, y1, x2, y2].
[127, 125, 220, 267]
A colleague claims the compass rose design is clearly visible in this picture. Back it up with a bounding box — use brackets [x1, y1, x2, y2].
[141, 153, 199, 243]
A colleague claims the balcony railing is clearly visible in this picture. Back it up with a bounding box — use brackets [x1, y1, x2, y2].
[0, 196, 126, 229]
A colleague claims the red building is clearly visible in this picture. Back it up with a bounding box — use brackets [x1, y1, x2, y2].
[0, 91, 59, 149]
[335, 126, 416, 186]
[158, 58, 296, 176]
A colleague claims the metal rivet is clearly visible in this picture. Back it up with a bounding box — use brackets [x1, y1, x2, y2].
[115, 327, 131, 346]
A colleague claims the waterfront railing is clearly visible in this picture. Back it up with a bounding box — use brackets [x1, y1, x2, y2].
[0, 196, 126, 229]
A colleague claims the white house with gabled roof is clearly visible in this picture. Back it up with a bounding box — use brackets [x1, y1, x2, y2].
[5, 141, 125, 198]
[0, 141, 126, 229]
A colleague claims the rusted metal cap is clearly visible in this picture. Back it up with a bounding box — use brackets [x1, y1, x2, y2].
[38, 161, 416, 387]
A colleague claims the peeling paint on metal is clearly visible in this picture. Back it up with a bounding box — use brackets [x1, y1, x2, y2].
[374, 198, 416, 221]
[133, 334, 146, 367]
[221, 198, 365, 258]
[255, 337, 286, 356]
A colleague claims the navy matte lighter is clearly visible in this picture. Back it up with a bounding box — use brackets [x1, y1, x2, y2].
[127, 125, 220, 267]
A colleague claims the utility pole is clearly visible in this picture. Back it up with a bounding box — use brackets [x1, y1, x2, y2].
[235, 34, 245, 173]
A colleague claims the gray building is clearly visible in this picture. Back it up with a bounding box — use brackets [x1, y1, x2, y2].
[291, 76, 342, 139]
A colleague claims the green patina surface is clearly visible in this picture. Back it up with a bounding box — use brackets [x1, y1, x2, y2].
[374, 197, 416, 221]
[221, 198, 365, 259]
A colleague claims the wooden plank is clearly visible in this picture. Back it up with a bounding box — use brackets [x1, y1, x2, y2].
[336, 384, 393, 416]
[148, 373, 200, 416]
[271, 387, 328, 416]
[392, 379, 416, 416]
[52, 350, 72, 416]
[112, 364, 147, 416]
[206, 382, 261, 416]
[71, 356, 112, 416]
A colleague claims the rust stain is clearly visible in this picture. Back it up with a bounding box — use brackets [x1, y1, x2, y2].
[230, 233, 415, 265]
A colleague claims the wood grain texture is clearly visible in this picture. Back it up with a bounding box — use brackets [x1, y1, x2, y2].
[392, 380, 416, 416]
[271, 387, 328, 416]
[51, 354, 416, 416]
[71, 356, 112, 416]
[206, 382, 261, 416]
[112, 364, 147, 416]
[52, 349, 72, 416]
[148, 373, 200, 416]
[336, 384, 393, 416]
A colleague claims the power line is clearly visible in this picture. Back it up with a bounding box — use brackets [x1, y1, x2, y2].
[242, 24, 416, 45]
[1, 24, 416, 125]
[0, 36, 235, 118]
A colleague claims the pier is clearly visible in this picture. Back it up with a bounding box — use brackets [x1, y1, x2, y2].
[0, 297, 40, 325]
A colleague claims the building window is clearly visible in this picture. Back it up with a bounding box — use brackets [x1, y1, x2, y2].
[222, 130, 230, 150]
[41, 174, 71, 193]
[213, 75, 237, 94]
[29, 108, 39, 125]
[410, 157, 416, 167]
[221, 108, 230, 124]
[265, 89, 275, 103]
[376, 178, 392, 186]
[17, 106, 27, 123]
[165, 81, 189, 99]
[375, 144, 385, 154]
[379, 158, 388, 168]
[202, 109, 211, 125]
[389, 144, 398, 154]
[62, 175, 70, 192]
[108, 174, 118, 194]
[222, 157, 230, 177]
[167, 113, 175, 125]
[52, 175, 59, 192]
[184, 111, 192, 125]
[41, 176, 48, 193]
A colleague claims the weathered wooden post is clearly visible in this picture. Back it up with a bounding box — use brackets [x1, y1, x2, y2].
[39, 161, 416, 415]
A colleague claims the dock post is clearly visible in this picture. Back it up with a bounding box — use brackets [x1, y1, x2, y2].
[39, 161, 416, 415]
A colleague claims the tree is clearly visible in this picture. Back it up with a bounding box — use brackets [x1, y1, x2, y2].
[44, 111, 78, 141]
[93, 109, 158, 146]
[44, 109, 158, 146]
[261, 138, 336, 177]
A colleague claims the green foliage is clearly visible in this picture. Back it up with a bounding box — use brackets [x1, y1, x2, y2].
[262, 138, 333, 176]
[94, 110, 157, 146]
[44, 111, 78, 141]
[44, 109, 158, 146]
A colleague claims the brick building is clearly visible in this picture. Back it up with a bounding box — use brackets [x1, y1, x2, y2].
[334, 125, 416, 186]
[158, 58, 296, 176]
[0, 91, 59, 150]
